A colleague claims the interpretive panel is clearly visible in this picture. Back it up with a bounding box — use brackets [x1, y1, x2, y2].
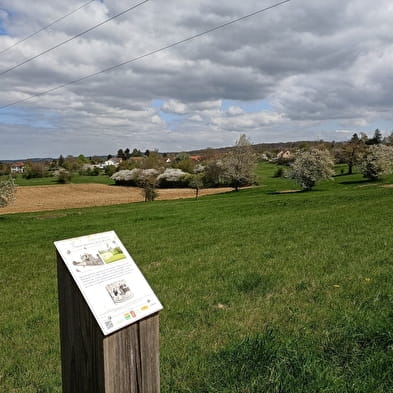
[55, 231, 163, 335]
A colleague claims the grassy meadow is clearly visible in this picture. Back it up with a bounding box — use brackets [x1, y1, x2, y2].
[0, 163, 393, 392]
[0, 174, 114, 186]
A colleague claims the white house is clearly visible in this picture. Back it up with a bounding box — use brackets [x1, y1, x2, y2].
[10, 162, 25, 173]
[103, 158, 122, 168]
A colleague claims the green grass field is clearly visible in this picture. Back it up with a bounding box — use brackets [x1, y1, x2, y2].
[0, 174, 114, 186]
[0, 164, 392, 392]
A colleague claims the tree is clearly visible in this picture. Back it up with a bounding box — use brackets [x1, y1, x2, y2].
[0, 162, 10, 176]
[117, 149, 126, 160]
[54, 169, 72, 184]
[383, 131, 393, 145]
[202, 160, 225, 187]
[137, 171, 158, 202]
[367, 129, 383, 145]
[289, 149, 335, 191]
[188, 174, 204, 199]
[141, 150, 164, 169]
[340, 133, 365, 174]
[173, 152, 194, 173]
[58, 154, 65, 167]
[23, 161, 49, 179]
[359, 144, 393, 180]
[0, 176, 16, 208]
[131, 148, 143, 157]
[221, 134, 257, 191]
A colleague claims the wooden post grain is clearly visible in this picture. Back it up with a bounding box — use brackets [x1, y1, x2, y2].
[57, 251, 160, 393]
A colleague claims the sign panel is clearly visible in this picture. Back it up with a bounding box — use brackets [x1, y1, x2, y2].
[55, 231, 163, 335]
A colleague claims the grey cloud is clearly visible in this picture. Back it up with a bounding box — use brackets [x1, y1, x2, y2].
[0, 0, 393, 159]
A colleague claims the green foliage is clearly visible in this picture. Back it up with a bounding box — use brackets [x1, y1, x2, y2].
[138, 174, 158, 202]
[202, 160, 225, 187]
[367, 129, 383, 145]
[289, 149, 335, 191]
[22, 162, 49, 179]
[172, 152, 195, 173]
[0, 162, 10, 176]
[188, 174, 204, 199]
[54, 169, 72, 184]
[104, 165, 117, 177]
[338, 133, 366, 174]
[140, 150, 164, 169]
[272, 167, 285, 178]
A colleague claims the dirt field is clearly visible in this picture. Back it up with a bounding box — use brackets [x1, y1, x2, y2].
[0, 184, 233, 214]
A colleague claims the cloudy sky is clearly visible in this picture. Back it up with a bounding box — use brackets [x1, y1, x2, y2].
[0, 0, 392, 159]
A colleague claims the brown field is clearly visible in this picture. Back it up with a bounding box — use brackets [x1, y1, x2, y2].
[0, 184, 233, 214]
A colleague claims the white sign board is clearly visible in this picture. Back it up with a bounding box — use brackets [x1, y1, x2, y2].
[54, 231, 163, 335]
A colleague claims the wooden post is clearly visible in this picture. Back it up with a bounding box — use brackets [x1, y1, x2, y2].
[57, 251, 160, 393]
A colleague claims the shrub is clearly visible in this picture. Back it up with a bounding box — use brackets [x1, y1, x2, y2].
[54, 169, 72, 184]
[104, 165, 117, 177]
[0, 176, 16, 208]
[22, 162, 49, 179]
[273, 167, 285, 178]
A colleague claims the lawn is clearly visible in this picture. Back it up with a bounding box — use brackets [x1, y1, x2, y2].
[0, 164, 392, 392]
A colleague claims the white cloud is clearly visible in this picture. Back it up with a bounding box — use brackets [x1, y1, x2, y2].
[0, 0, 393, 158]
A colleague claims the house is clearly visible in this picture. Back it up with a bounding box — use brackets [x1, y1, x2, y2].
[276, 151, 292, 160]
[10, 162, 25, 173]
[103, 158, 122, 168]
[190, 155, 202, 161]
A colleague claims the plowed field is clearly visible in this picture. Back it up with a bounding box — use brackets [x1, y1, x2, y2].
[0, 184, 232, 214]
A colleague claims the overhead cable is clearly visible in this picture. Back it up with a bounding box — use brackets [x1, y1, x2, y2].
[0, 0, 150, 76]
[0, 0, 96, 56]
[0, 0, 291, 111]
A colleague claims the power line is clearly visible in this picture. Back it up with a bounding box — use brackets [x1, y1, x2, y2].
[0, 0, 150, 77]
[0, 0, 291, 111]
[0, 0, 96, 56]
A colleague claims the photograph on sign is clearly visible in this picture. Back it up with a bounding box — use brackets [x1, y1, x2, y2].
[54, 231, 163, 335]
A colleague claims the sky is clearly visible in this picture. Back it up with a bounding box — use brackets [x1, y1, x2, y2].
[0, 0, 392, 159]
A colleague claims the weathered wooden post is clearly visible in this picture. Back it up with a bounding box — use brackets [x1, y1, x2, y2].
[56, 231, 162, 393]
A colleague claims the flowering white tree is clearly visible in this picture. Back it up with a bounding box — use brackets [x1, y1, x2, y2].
[0, 176, 16, 208]
[359, 144, 393, 180]
[221, 134, 257, 191]
[157, 168, 189, 187]
[289, 149, 335, 191]
[111, 169, 160, 186]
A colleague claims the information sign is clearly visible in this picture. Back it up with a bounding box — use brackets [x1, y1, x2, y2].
[55, 231, 163, 335]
